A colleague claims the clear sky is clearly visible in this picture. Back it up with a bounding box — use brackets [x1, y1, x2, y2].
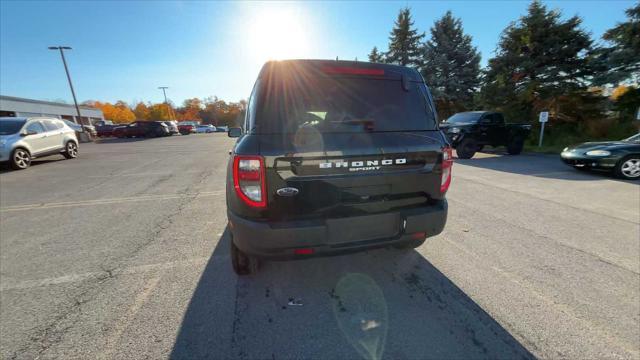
[0, 0, 634, 106]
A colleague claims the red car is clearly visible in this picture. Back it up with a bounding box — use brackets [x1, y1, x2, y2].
[178, 123, 196, 135]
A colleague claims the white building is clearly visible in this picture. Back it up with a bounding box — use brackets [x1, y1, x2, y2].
[0, 95, 104, 125]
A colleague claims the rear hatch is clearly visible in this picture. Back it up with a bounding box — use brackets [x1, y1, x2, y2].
[251, 61, 447, 221]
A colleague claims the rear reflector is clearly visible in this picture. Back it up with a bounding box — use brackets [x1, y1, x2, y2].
[294, 248, 314, 255]
[411, 232, 426, 240]
[321, 66, 385, 76]
[441, 147, 453, 194]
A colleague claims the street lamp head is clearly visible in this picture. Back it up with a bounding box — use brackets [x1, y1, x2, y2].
[48, 46, 59, 50]
[61, 46, 72, 50]
[48, 46, 72, 50]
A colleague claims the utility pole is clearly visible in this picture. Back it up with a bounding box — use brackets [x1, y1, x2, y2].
[158, 86, 169, 103]
[48, 46, 86, 133]
[158, 86, 174, 120]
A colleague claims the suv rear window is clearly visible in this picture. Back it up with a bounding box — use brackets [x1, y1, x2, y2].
[255, 76, 436, 134]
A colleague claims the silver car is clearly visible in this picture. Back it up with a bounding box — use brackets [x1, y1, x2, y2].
[0, 117, 79, 170]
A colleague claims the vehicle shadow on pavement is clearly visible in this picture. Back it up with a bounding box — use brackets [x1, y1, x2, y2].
[457, 150, 634, 183]
[170, 229, 535, 359]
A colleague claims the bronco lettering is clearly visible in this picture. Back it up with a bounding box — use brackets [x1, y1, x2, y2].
[319, 158, 407, 169]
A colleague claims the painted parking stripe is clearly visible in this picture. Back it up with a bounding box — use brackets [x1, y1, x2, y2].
[0, 256, 212, 291]
[0, 191, 224, 212]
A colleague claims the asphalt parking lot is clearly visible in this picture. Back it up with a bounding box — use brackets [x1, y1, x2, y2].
[1, 134, 638, 359]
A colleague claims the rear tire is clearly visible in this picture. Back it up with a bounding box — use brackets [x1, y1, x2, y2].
[230, 234, 259, 275]
[63, 141, 78, 159]
[456, 138, 477, 159]
[507, 137, 524, 155]
[615, 156, 640, 180]
[10, 148, 31, 170]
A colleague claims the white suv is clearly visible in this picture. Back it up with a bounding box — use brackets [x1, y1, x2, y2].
[0, 117, 79, 170]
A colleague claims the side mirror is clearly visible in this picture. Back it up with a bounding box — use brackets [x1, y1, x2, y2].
[228, 127, 242, 138]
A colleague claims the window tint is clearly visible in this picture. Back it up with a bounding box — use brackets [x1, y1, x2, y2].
[25, 121, 45, 134]
[480, 114, 494, 124]
[246, 79, 260, 132]
[446, 112, 482, 124]
[63, 120, 78, 128]
[624, 134, 640, 143]
[0, 119, 26, 135]
[483, 113, 502, 124]
[43, 120, 59, 131]
[257, 77, 435, 134]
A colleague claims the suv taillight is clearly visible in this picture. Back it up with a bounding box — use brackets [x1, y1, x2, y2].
[440, 147, 453, 194]
[233, 155, 266, 208]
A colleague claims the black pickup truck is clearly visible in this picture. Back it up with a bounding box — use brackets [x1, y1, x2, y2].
[440, 111, 532, 159]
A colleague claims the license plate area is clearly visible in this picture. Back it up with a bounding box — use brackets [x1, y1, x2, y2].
[340, 185, 391, 203]
[326, 213, 400, 244]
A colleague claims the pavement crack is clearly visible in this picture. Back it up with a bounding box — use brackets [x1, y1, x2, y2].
[8, 168, 214, 359]
[230, 277, 249, 360]
[453, 176, 638, 225]
[10, 276, 112, 359]
[448, 197, 640, 276]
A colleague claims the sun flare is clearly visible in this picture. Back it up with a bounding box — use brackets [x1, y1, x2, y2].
[247, 7, 311, 61]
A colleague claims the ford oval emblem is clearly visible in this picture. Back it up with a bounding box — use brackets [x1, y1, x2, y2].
[276, 187, 299, 197]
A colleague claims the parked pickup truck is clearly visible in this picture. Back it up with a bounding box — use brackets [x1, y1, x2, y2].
[440, 111, 532, 159]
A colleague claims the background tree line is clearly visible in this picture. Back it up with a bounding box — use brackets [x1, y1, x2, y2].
[83, 97, 247, 128]
[369, 0, 639, 148]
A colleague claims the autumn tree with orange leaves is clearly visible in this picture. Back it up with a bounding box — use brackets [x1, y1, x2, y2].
[84, 101, 135, 123]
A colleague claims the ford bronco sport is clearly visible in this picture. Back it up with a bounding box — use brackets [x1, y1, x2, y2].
[226, 60, 452, 275]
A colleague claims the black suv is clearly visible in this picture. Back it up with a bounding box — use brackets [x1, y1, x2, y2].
[226, 60, 452, 275]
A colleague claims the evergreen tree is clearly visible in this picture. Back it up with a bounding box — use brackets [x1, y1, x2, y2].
[593, 2, 640, 85]
[480, 0, 595, 122]
[421, 11, 481, 116]
[386, 7, 424, 67]
[368, 46, 385, 63]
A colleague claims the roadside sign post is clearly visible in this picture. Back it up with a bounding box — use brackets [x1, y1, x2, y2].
[538, 111, 549, 147]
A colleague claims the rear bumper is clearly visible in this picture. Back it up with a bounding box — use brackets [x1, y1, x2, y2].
[228, 200, 448, 260]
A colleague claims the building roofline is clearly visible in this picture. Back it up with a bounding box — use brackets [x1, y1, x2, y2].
[0, 95, 99, 111]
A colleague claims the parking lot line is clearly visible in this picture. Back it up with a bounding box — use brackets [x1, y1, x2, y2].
[100, 275, 162, 360]
[87, 171, 204, 178]
[0, 191, 224, 212]
[442, 237, 640, 358]
[0, 257, 210, 292]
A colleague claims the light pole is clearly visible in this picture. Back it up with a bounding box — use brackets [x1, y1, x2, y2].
[158, 86, 174, 120]
[48, 46, 85, 132]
